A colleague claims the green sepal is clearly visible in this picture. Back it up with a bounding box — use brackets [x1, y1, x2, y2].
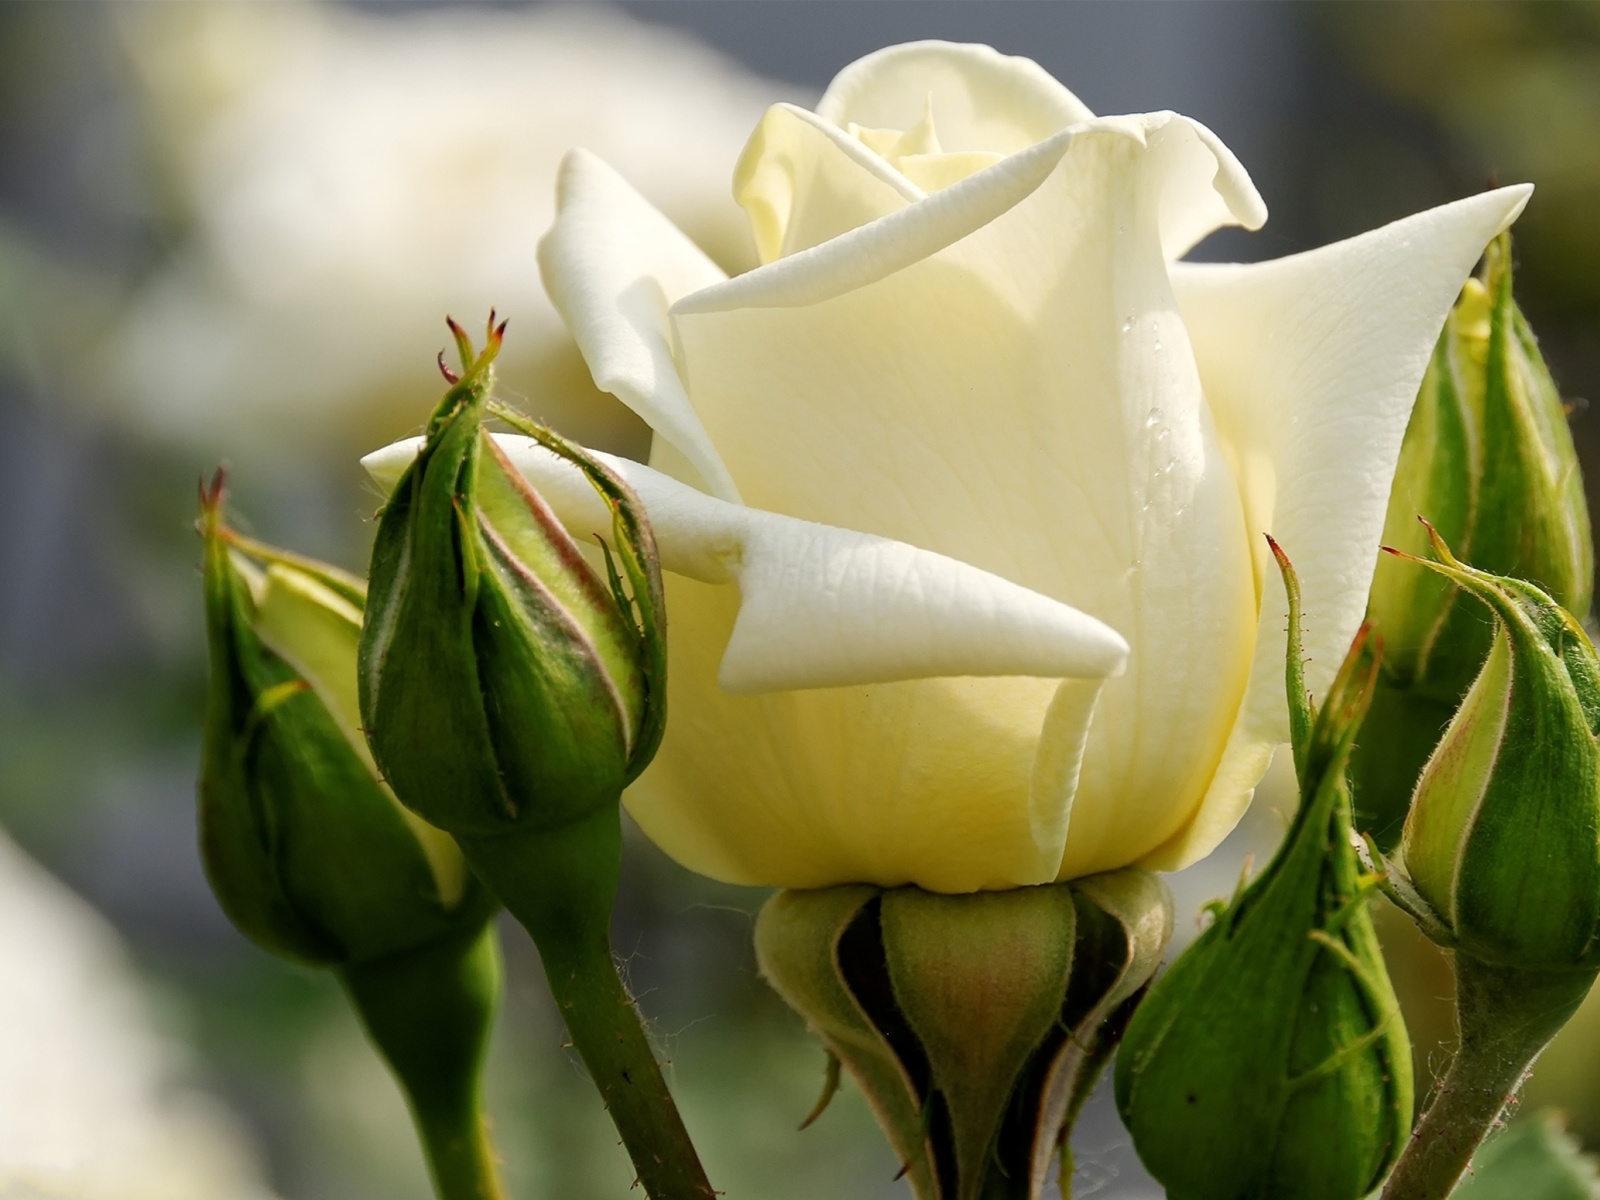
[1023, 870, 1173, 1194]
[1474, 234, 1593, 629]
[755, 886, 938, 1200]
[361, 346, 516, 836]
[488, 401, 667, 783]
[880, 887, 1077, 1200]
[756, 874, 1171, 1200]
[1115, 542, 1412, 1200]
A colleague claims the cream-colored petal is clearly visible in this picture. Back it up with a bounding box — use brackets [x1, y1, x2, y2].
[362, 435, 1127, 891]
[666, 112, 1265, 881]
[630, 583, 1082, 891]
[734, 103, 922, 264]
[536, 149, 739, 500]
[1146, 184, 1533, 871]
[817, 41, 1096, 154]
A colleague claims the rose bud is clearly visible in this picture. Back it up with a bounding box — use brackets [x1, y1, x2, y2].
[358, 313, 664, 849]
[755, 871, 1170, 1200]
[1377, 527, 1600, 1200]
[1354, 232, 1592, 846]
[1115, 542, 1412, 1200]
[198, 471, 492, 964]
[197, 473, 506, 1200]
[359, 318, 711, 1200]
[1389, 528, 1600, 974]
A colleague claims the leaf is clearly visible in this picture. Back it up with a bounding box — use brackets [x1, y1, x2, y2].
[1452, 1111, 1600, 1200]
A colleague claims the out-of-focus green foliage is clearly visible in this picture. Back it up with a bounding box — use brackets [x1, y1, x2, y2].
[1452, 1111, 1600, 1200]
[1327, 5, 1600, 331]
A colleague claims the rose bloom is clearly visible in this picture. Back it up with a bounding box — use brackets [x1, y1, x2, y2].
[372, 42, 1528, 894]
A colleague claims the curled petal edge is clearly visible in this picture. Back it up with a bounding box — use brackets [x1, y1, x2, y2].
[537, 148, 741, 502]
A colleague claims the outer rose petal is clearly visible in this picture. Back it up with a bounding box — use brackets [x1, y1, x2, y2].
[1147, 184, 1534, 871]
[816, 41, 1097, 153]
[669, 112, 1265, 881]
[538, 149, 739, 500]
[362, 437, 1129, 890]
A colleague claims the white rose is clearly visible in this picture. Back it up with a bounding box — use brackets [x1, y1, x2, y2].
[370, 41, 1529, 894]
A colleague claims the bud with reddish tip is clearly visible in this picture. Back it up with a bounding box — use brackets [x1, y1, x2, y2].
[356, 317, 711, 1200]
[197, 471, 494, 964]
[197, 473, 507, 1200]
[358, 314, 665, 848]
[1116, 542, 1412, 1200]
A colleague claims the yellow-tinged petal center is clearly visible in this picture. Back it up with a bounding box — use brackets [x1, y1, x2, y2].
[847, 98, 1002, 196]
[732, 94, 1005, 266]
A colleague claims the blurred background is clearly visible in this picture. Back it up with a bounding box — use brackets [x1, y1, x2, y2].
[1, 3, 1597, 1197]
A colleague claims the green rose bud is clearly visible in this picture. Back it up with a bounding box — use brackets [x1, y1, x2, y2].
[199, 472, 509, 1200]
[358, 314, 665, 842]
[1376, 528, 1600, 1200]
[755, 873, 1171, 1200]
[1388, 527, 1600, 973]
[1355, 232, 1593, 845]
[198, 471, 492, 964]
[1115, 540, 1412, 1200]
[357, 318, 710, 1200]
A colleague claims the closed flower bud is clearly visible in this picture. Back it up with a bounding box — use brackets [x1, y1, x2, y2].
[755, 873, 1170, 1200]
[197, 472, 492, 966]
[1356, 232, 1593, 843]
[357, 321, 709, 1200]
[1390, 526, 1600, 972]
[358, 315, 665, 842]
[1115, 542, 1412, 1200]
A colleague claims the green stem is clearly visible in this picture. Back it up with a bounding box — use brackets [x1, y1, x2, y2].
[341, 923, 507, 1200]
[1380, 955, 1593, 1200]
[464, 810, 715, 1200]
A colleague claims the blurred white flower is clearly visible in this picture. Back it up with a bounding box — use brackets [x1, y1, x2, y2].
[0, 830, 279, 1200]
[100, 2, 789, 458]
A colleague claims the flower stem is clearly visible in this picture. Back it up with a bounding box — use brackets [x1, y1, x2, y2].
[1380, 955, 1593, 1200]
[464, 809, 715, 1200]
[341, 924, 507, 1200]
